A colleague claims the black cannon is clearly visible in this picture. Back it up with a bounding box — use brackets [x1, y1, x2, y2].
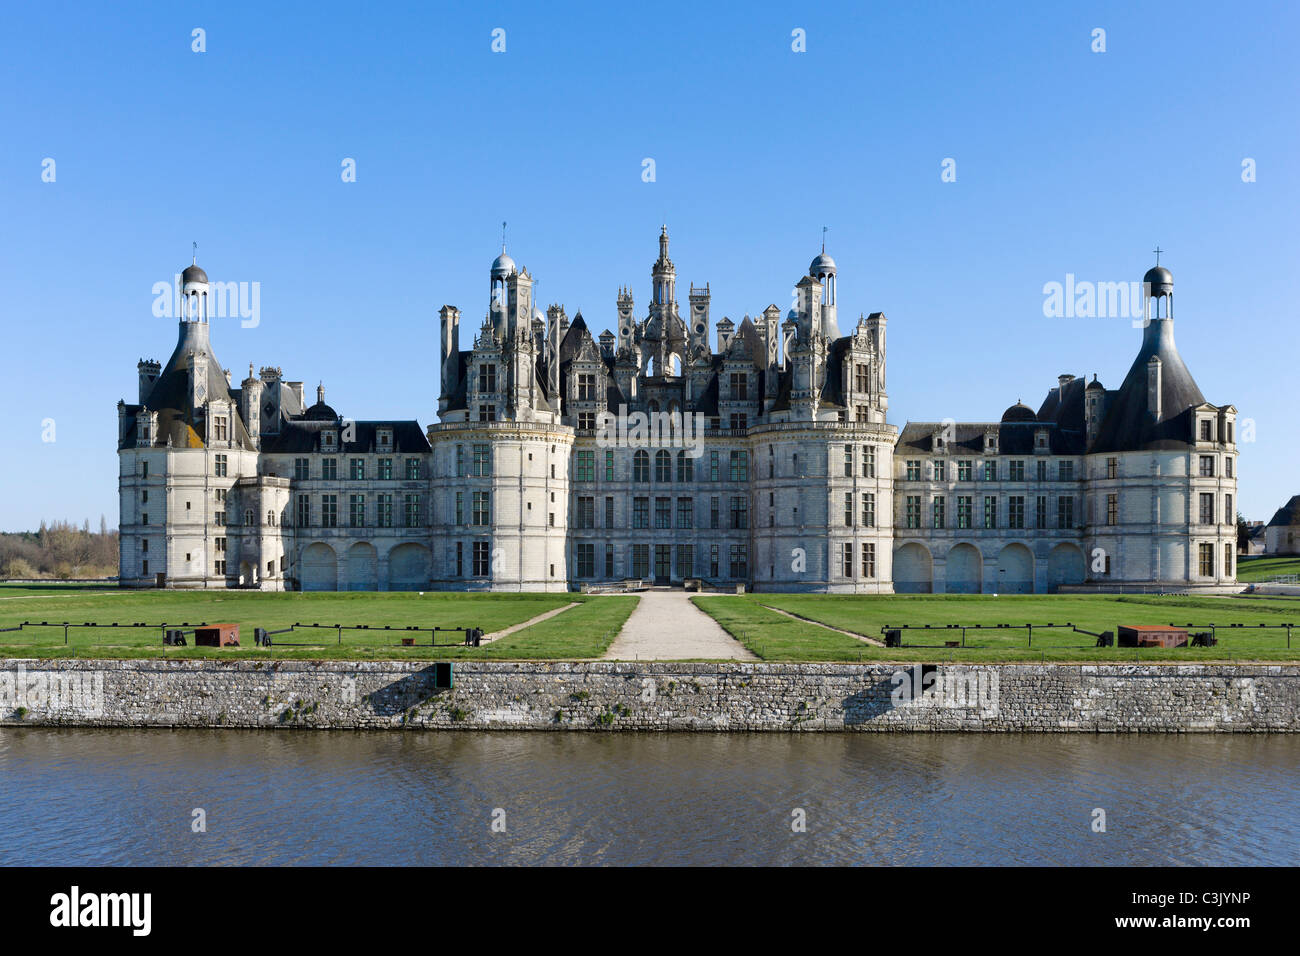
[1190, 632, 1217, 647]
[1095, 630, 1114, 648]
[884, 629, 902, 648]
[163, 629, 187, 646]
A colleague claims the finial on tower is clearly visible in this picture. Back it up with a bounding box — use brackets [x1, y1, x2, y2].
[1152, 245, 1163, 266]
[192, 240, 197, 265]
[822, 226, 827, 253]
[501, 221, 507, 253]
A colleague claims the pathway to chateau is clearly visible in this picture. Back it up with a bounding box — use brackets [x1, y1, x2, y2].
[602, 590, 757, 661]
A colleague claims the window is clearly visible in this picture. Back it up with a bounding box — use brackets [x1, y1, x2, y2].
[574, 450, 595, 481]
[575, 497, 594, 529]
[676, 450, 692, 483]
[1057, 495, 1074, 529]
[454, 490, 465, 524]
[1107, 493, 1118, 526]
[1224, 543, 1233, 577]
[1008, 460, 1024, 482]
[605, 546, 615, 577]
[294, 458, 309, 480]
[576, 543, 595, 578]
[1199, 455, 1215, 477]
[632, 544, 650, 579]
[933, 459, 946, 482]
[480, 363, 497, 392]
[378, 429, 392, 450]
[1225, 494, 1233, 523]
[350, 458, 364, 480]
[983, 496, 997, 529]
[677, 497, 693, 529]
[604, 450, 615, 481]
[655, 450, 672, 483]
[322, 494, 337, 527]
[1036, 460, 1047, 482]
[214, 454, 228, 477]
[677, 544, 693, 579]
[983, 460, 997, 481]
[212, 416, 227, 441]
[861, 543, 876, 579]
[905, 495, 921, 529]
[1107, 457, 1118, 480]
[378, 493, 393, 528]
[842, 542, 854, 578]
[710, 497, 720, 530]
[347, 494, 364, 527]
[655, 497, 671, 529]
[957, 496, 972, 529]
[730, 371, 749, 400]
[906, 460, 921, 481]
[862, 493, 876, 528]
[473, 541, 491, 576]
[854, 363, 870, 393]
[405, 459, 421, 480]
[729, 545, 748, 579]
[478, 404, 496, 422]
[730, 496, 748, 530]
[322, 458, 338, 480]
[633, 497, 649, 529]
[933, 495, 946, 529]
[466, 444, 490, 478]
[633, 450, 650, 483]
[141, 461, 149, 478]
[605, 496, 614, 529]
[862, 445, 876, 477]
[710, 450, 720, 481]
[729, 413, 747, 431]
[709, 544, 719, 577]
[1058, 461, 1074, 481]
[1008, 495, 1025, 529]
[957, 460, 972, 481]
[141, 490, 148, 503]
[1199, 493, 1214, 525]
[1225, 457, 1234, 478]
[405, 494, 422, 527]
[296, 494, 310, 527]
[577, 373, 597, 401]
[472, 491, 491, 526]
[456, 542, 464, 577]
[1200, 420, 1212, 441]
[844, 492, 854, 526]
[215, 560, 226, 575]
[1036, 495, 1048, 529]
[378, 457, 392, 480]
[729, 450, 748, 482]
[844, 446, 854, 477]
[1198, 542, 1214, 576]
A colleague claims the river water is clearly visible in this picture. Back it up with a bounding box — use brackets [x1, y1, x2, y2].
[1, 729, 1296, 865]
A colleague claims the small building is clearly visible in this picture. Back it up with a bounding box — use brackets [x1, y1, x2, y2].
[1265, 496, 1300, 556]
[1117, 625, 1188, 648]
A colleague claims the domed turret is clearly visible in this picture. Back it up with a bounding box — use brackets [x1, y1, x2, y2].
[1143, 265, 1173, 297]
[810, 252, 836, 276]
[1001, 401, 1037, 423]
[491, 252, 517, 278]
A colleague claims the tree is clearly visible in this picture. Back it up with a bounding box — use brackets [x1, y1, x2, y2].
[1237, 512, 1251, 554]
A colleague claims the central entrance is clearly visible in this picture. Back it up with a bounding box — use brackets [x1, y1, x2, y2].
[655, 544, 672, 585]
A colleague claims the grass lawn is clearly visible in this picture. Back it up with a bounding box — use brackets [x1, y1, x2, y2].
[1237, 555, 1300, 583]
[0, 586, 631, 660]
[694, 593, 1300, 662]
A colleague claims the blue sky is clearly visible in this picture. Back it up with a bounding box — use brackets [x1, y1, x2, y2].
[1, 0, 1296, 530]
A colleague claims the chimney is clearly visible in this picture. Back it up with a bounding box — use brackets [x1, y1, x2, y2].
[439, 305, 461, 403]
[137, 359, 161, 403]
[1058, 373, 1074, 392]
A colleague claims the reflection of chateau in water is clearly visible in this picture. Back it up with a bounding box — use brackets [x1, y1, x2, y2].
[116, 235, 1237, 593]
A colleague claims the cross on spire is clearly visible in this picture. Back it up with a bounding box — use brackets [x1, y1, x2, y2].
[1152, 245, 1163, 266]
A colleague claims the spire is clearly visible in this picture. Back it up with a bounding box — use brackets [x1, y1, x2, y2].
[317, 382, 324, 404]
[192, 240, 197, 265]
[501, 220, 507, 254]
[822, 226, 827, 253]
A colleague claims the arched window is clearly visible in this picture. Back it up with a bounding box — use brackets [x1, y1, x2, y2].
[633, 450, 650, 483]
[655, 449, 672, 482]
[677, 450, 692, 483]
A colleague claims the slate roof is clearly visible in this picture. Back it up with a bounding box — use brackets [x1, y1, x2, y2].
[260, 419, 430, 454]
[1267, 495, 1300, 528]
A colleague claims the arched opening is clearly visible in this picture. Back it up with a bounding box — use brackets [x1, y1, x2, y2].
[345, 542, 378, 591]
[388, 543, 431, 591]
[300, 543, 337, 592]
[893, 543, 933, 594]
[1047, 543, 1086, 590]
[996, 543, 1034, 594]
[945, 543, 982, 594]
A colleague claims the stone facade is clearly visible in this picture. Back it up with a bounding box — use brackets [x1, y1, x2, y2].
[116, 237, 1234, 593]
[4, 659, 1298, 732]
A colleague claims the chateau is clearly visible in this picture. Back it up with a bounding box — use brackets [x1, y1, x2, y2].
[117, 230, 1239, 593]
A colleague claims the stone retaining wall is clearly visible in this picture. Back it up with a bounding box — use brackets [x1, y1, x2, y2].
[1, 659, 1298, 732]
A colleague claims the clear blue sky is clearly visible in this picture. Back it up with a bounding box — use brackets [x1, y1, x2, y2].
[1, 0, 1296, 531]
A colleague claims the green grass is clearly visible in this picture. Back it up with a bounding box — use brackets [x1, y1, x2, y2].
[0, 588, 614, 660]
[694, 593, 1300, 662]
[1237, 555, 1300, 583]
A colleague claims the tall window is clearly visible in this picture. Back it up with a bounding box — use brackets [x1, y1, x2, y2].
[456, 445, 465, 478]
[349, 494, 365, 527]
[1058, 460, 1074, 481]
[842, 542, 854, 579]
[1008, 495, 1025, 529]
[905, 496, 921, 529]
[729, 450, 748, 481]
[576, 496, 594, 529]
[729, 544, 748, 579]
[906, 460, 921, 481]
[575, 543, 595, 578]
[480, 363, 497, 392]
[844, 445, 854, 477]
[378, 457, 393, 480]
[861, 543, 876, 579]
[958, 460, 973, 481]
[933, 495, 946, 529]
[1057, 495, 1074, 529]
[632, 497, 649, 529]
[350, 458, 364, 480]
[322, 458, 338, 480]
[296, 494, 309, 528]
[577, 373, 597, 401]
[473, 541, 491, 576]
[212, 417, 228, 441]
[294, 458, 309, 480]
[1199, 493, 1214, 525]
[844, 492, 854, 527]
[1224, 543, 1233, 577]
[472, 491, 491, 526]
[214, 454, 228, 477]
[655, 450, 672, 482]
[605, 496, 614, 529]
[1106, 493, 1118, 526]
[405, 458, 421, 480]
[378, 493, 392, 528]
[1225, 494, 1232, 523]
[404, 494, 422, 527]
[730, 372, 749, 400]
[933, 459, 946, 482]
[472, 444, 491, 477]
[676, 450, 692, 482]
[957, 496, 972, 529]
[604, 450, 615, 481]
[730, 496, 748, 530]
[710, 497, 720, 530]
[633, 450, 650, 483]
[1107, 457, 1118, 480]
[655, 497, 671, 529]
[861, 493, 875, 528]
[321, 494, 337, 528]
[1198, 542, 1214, 576]
[677, 497, 693, 529]
[862, 445, 876, 478]
[983, 496, 997, 528]
[575, 450, 595, 481]
[983, 460, 997, 481]
[1008, 460, 1024, 481]
[1036, 495, 1048, 529]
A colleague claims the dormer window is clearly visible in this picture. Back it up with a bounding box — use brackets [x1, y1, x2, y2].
[480, 364, 498, 393]
[1199, 419, 1211, 442]
[322, 430, 337, 450]
[378, 429, 393, 450]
